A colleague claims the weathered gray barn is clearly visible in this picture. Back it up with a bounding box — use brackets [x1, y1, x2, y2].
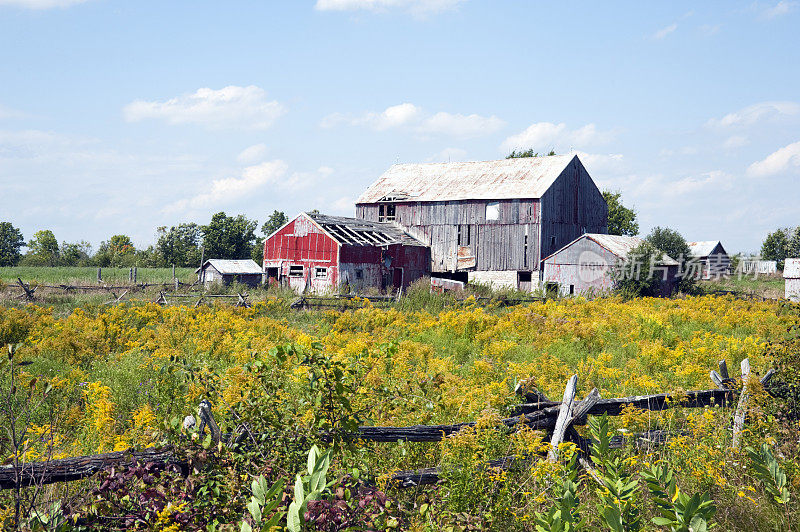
[542, 234, 679, 297]
[196, 259, 263, 288]
[785, 258, 800, 302]
[355, 155, 607, 290]
[688, 241, 731, 279]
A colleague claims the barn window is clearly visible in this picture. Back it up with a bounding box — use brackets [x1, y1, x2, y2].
[550, 235, 556, 249]
[315, 267, 327, 279]
[523, 234, 528, 268]
[457, 225, 471, 246]
[355, 269, 363, 279]
[486, 201, 500, 221]
[289, 265, 304, 277]
[569, 285, 575, 295]
[378, 204, 396, 222]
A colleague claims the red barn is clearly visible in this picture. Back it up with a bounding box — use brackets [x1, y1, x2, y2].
[263, 212, 430, 293]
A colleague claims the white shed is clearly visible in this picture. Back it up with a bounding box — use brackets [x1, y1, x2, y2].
[785, 258, 800, 302]
[687, 241, 731, 279]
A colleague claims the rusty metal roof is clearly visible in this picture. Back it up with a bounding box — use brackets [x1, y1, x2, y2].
[544, 233, 679, 265]
[196, 259, 262, 275]
[688, 241, 724, 258]
[307, 213, 426, 247]
[356, 155, 578, 203]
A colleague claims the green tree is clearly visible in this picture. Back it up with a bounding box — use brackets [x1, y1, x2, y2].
[24, 230, 60, 266]
[645, 226, 697, 293]
[789, 227, 800, 259]
[59, 241, 92, 266]
[95, 235, 136, 267]
[613, 242, 665, 297]
[201, 212, 257, 260]
[761, 229, 790, 270]
[251, 211, 288, 263]
[506, 148, 557, 158]
[156, 223, 202, 267]
[602, 190, 639, 236]
[0, 222, 24, 266]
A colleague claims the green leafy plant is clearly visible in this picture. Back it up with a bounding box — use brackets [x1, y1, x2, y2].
[747, 443, 790, 506]
[287, 444, 333, 532]
[641, 463, 716, 531]
[535, 455, 585, 532]
[241, 475, 285, 532]
[588, 414, 641, 532]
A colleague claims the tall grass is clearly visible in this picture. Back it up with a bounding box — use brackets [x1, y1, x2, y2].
[0, 266, 196, 285]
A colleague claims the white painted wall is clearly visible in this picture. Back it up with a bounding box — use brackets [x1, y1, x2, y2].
[468, 270, 518, 290]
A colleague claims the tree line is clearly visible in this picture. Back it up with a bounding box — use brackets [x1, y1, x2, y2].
[760, 227, 800, 270]
[0, 211, 289, 268]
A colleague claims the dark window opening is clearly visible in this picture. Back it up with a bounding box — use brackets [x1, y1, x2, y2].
[550, 235, 556, 249]
[379, 204, 396, 222]
[355, 269, 363, 280]
[315, 267, 327, 279]
[289, 265, 304, 277]
[523, 234, 529, 268]
[545, 282, 559, 298]
[457, 225, 471, 246]
[569, 284, 575, 295]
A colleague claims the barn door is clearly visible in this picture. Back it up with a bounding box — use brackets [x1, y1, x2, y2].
[393, 268, 403, 289]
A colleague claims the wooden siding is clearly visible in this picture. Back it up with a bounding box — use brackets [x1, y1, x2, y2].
[539, 157, 608, 260]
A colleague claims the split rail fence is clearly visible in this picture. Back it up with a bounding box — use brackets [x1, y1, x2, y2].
[0, 357, 773, 491]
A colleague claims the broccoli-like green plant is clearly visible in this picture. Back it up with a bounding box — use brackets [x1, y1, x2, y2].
[747, 443, 790, 506]
[241, 476, 285, 532]
[588, 414, 641, 532]
[287, 445, 333, 532]
[641, 464, 716, 531]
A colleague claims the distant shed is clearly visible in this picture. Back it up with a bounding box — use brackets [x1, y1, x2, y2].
[196, 259, 263, 288]
[688, 241, 731, 279]
[785, 258, 800, 302]
[542, 234, 679, 297]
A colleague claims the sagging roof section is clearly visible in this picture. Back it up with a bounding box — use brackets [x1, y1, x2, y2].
[307, 213, 425, 247]
[196, 259, 262, 274]
[688, 241, 723, 258]
[356, 155, 577, 203]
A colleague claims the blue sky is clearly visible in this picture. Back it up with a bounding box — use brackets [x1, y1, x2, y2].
[0, 0, 798, 254]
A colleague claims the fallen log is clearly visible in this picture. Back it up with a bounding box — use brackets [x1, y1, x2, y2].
[0, 447, 183, 490]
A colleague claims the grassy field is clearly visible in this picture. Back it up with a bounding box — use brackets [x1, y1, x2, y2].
[0, 266, 197, 285]
[700, 273, 785, 299]
[1, 293, 798, 530]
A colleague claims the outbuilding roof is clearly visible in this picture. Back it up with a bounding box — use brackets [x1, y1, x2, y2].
[356, 154, 579, 203]
[307, 213, 426, 247]
[196, 259, 262, 275]
[544, 233, 679, 265]
[688, 241, 724, 258]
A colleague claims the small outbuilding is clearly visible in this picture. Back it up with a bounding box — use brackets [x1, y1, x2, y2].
[263, 212, 430, 294]
[542, 234, 679, 297]
[785, 258, 800, 302]
[196, 259, 263, 288]
[687, 241, 731, 279]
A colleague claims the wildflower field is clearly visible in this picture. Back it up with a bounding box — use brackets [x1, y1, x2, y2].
[1, 294, 799, 530]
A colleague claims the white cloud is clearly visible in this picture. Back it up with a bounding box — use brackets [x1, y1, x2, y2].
[314, 0, 464, 15]
[164, 160, 289, 212]
[706, 101, 800, 128]
[671, 170, 731, 195]
[419, 112, 504, 137]
[747, 140, 800, 176]
[652, 23, 678, 40]
[500, 122, 615, 153]
[723, 135, 749, 149]
[763, 1, 797, 18]
[0, 0, 89, 8]
[237, 143, 268, 164]
[123, 86, 286, 130]
[572, 151, 625, 174]
[322, 103, 502, 138]
[698, 24, 721, 36]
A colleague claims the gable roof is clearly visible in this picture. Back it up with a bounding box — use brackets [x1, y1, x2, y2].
[356, 154, 578, 203]
[307, 213, 426, 247]
[688, 241, 725, 258]
[544, 233, 679, 265]
[196, 259, 262, 275]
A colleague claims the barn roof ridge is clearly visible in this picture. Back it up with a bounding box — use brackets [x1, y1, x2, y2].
[542, 233, 679, 265]
[357, 154, 580, 203]
[196, 258, 262, 274]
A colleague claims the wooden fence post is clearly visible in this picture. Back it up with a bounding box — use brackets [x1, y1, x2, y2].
[548, 374, 577, 461]
[133, 267, 137, 284]
[732, 358, 751, 448]
[97, 267, 102, 283]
